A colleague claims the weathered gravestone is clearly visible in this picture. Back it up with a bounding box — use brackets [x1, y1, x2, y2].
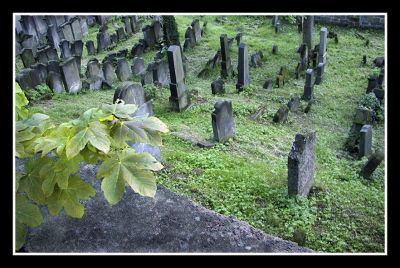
[116, 58, 132, 82]
[315, 62, 324, 85]
[211, 78, 225, 95]
[275, 22, 281, 33]
[373, 57, 384, 68]
[288, 130, 316, 196]
[141, 69, 154, 86]
[184, 27, 196, 51]
[273, 105, 289, 123]
[378, 67, 384, 88]
[359, 150, 384, 179]
[31, 63, 48, 84]
[46, 60, 61, 74]
[86, 40, 96, 56]
[318, 27, 328, 65]
[70, 17, 83, 40]
[220, 34, 233, 78]
[250, 50, 263, 67]
[303, 16, 314, 55]
[152, 60, 170, 87]
[47, 24, 60, 50]
[288, 96, 300, 112]
[113, 82, 146, 107]
[60, 57, 82, 93]
[58, 22, 74, 43]
[16, 68, 42, 90]
[263, 79, 273, 90]
[353, 107, 374, 125]
[366, 75, 378, 93]
[142, 25, 156, 48]
[359, 124, 372, 158]
[167, 45, 190, 112]
[236, 43, 249, 91]
[85, 58, 104, 90]
[122, 16, 133, 36]
[132, 57, 146, 76]
[60, 39, 72, 59]
[191, 19, 202, 43]
[152, 20, 163, 42]
[303, 69, 314, 101]
[79, 17, 89, 37]
[131, 43, 145, 58]
[20, 48, 35, 68]
[96, 30, 110, 53]
[102, 60, 117, 85]
[212, 100, 235, 143]
[130, 16, 141, 33]
[71, 40, 84, 57]
[276, 75, 284, 88]
[46, 71, 65, 93]
[116, 27, 126, 41]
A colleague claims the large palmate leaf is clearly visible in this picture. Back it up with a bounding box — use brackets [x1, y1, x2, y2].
[16, 194, 43, 227]
[16, 83, 29, 120]
[97, 148, 163, 205]
[47, 176, 95, 218]
[18, 158, 48, 204]
[15, 222, 27, 250]
[65, 121, 111, 159]
[101, 103, 137, 119]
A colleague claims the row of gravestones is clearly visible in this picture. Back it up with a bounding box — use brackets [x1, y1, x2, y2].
[183, 19, 204, 51]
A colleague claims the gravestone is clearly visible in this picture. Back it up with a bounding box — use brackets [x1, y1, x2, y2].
[70, 18, 83, 40]
[47, 60, 61, 74]
[191, 19, 202, 43]
[132, 57, 146, 76]
[318, 27, 328, 64]
[288, 129, 316, 196]
[85, 59, 104, 80]
[16, 68, 40, 90]
[113, 82, 146, 107]
[60, 39, 72, 59]
[366, 75, 378, 93]
[303, 16, 314, 54]
[96, 31, 110, 53]
[288, 96, 300, 112]
[47, 24, 60, 50]
[272, 45, 278, 54]
[86, 40, 96, 56]
[152, 20, 163, 42]
[116, 58, 132, 82]
[297, 16, 303, 33]
[59, 22, 74, 43]
[46, 71, 65, 93]
[211, 79, 225, 95]
[273, 105, 289, 123]
[298, 43, 308, 70]
[362, 55, 367, 65]
[116, 27, 126, 41]
[167, 45, 190, 112]
[20, 48, 35, 68]
[60, 57, 81, 93]
[354, 107, 374, 125]
[275, 22, 281, 33]
[116, 49, 128, 58]
[31, 63, 48, 84]
[184, 27, 196, 51]
[303, 69, 314, 101]
[102, 60, 117, 84]
[110, 33, 118, 46]
[315, 63, 324, 85]
[272, 15, 278, 25]
[373, 88, 384, 100]
[373, 57, 384, 68]
[212, 100, 235, 143]
[378, 67, 384, 88]
[122, 16, 133, 36]
[141, 70, 154, 86]
[142, 25, 156, 48]
[250, 51, 263, 67]
[359, 150, 384, 179]
[130, 15, 141, 33]
[80, 17, 89, 37]
[152, 60, 170, 87]
[359, 125, 372, 158]
[236, 43, 249, 91]
[220, 34, 233, 78]
[71, 40, 84, 58]
[131, 43, 145, 58]
[235, 33, 242, 46]
[263, 79, 273, 89]
[36, 48, 49, 64]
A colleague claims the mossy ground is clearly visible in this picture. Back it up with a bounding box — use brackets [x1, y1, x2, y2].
[17, 15, 385, 252]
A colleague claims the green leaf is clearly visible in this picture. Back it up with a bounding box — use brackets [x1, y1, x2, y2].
[53, 154, 82, 189]
[15, 222, 27, 250]
[16, 127, 36, 142]
[66, 127, 90, 159]
[97, 148, 161, 204]
[130, 117, 169, 133]
[16, 194, 43, 227]
[19, 159, 47, 204]
[47, 176, 95, 218]
[34, 136, 64, 157]
[16, 172, 22, 192]
[101, 103, 137, 119]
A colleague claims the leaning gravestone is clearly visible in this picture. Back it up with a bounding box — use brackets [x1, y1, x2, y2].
[131, 43, 145, 58]
[167, 45, 190, 112]
[71, 40, 84, 57]
[97, 31, 110, 53]
[132, 57, 146, 76]
[315, 62, 324, 85]
[102, 60, 117, 85]
[60, 39, 72, 59]
[288, 129, 316, 196]
[236, 43, 249, 91]
[122, 16, 133, 36]
[303, 69, 314, 101]
[142, 25, 156, 48]
[47, 24, 60, 50]
[220, 34, 233, 78]
[152, 60, 170, 87]
[46, 71, 65, 93]
[191, 19, 202, 43]
[31, 63, 48, 84]
[354, 107, 374, 125]
[47, 60, 61, 74]
[288, 96, 300, 112]
[116, 27, 126, 41]
[85, 58, 104, 90]
[113, 82, 145, 107]
[20, 48, 35, 68]
[359, 150, 384, 179]
[211, 79, 225, 95]
[70, 17, 83, 40]
[359, 125, 372, 158]
[318, 27, 328, 65]
[86, 40, 96, 56]
[273, 105, 289, 123]
[60, 57, 82, 93]
[303, 16, 314, 54]
[212, 100, 235, 143]
[116, 58, 132, 82]
[152, 20, 163, 42]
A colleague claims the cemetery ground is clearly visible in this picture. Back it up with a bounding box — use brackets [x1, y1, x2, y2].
[17, 16, 385, 253]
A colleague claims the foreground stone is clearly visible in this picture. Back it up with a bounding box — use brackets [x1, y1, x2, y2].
[22, 162, 311, 253]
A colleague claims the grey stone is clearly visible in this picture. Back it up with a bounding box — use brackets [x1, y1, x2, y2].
[122, 16, 133, 36]
[97, 31, 110, 53]
[235, 33, 242, 46]
[250, 50, 263, 67]
[152, 60, 170, 87]
[60, 57, 82, 93]
[46, 71, 64, 93]
[132, 100, 155, 117]
[211, 79, 225, 95]
[303, 16, 314, 54]
[102, 60, 116, 84]
[236, 43, 249, 91]
[131, 43, 145, 58]
[318, 27, 328, 64]
[315, 62, 324, 85]
[47, 24, 60, 50]
[116, 27, 126, 41]
[141, 70, 154, 86]
[220, 34, 233, 78]
[86, 40, 96, 56]
[171, 132, 216, 148]
[46, 60, 60, 74]
[129, 142, 161, 162]
[113, 82, 145, 107]
[16, 68, 42, 90]
[80, 17, 89, 37]
[71, 40, 84, 57]
[288, 96, 300, 112]
[184, 26, 196, 49]
[167, 45, 190, 112]
[373, 88, 384, 100]
[263, 79, 273, 90]
[367, 75, 378, 93]
[353, 107, 374, 125]
[359, 150, 384, 179]
[130, 16, 141, 33]
[20, 48, 35, 68]
[288, 129, 316, 196]
[59, 23, 74, 43]
[152, 20, 163, 42]
[378, 67, 384, 87]
[212, 100, 235, 143]
[60, 39, 72, 59]
[191, 19, 202, 43]
[359, 125, 372, 158]
[273, 105, 289, 123]
[71, 18, 83, 40]
[373, 57, 384, 68]
[142, 25, 156, 48]
[116, 58, 132, 82]
[303, 69, 314, 100]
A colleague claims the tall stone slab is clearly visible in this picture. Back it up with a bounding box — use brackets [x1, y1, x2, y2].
[303, 69, 314, 100]
[47, 24, 60, 50]
[142, 25, 156, 48]
[60, 57, 82, 93]
[236, 43, 249, 91]
[220, 34, 233, 78]
[315, 62, 324, 85]
[70, 17, 83, 40]
[20, 48, 35, 68]
[303, 16, 314, 54]
[318, 27, 328, 64]
[359, 125, 372, 157]
[191, 19, 202, 43]
[102, 60, 117, 84]
[288, 130, 316, 196]
[116, 58, 132, 82]
[86, 40, 96, 56]
[167, 45, 190, 112]
[212, 100, 235, 143]
[60, 39, 72, 59]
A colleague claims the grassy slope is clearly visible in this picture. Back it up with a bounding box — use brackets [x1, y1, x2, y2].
[21, 15, 385, 252]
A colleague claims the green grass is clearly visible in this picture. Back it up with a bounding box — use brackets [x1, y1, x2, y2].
[20, 15, 385, 253]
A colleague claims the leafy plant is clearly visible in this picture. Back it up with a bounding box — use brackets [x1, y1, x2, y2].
[24, 84, 54, 102]
[15, 83, 29, 120]
[15, 101, 169, 250]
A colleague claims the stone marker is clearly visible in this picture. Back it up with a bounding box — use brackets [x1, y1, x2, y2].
[46, 71, 65, 93]
[373, 57, 384, 68]
[373, 88, 384, 100]
[303, 69, 313, 100]
[288, 129, 316, 196]
[263, 79, 273, 90]
[116, 27, 126, 41]
[132, 57, 146, 76]
[275, 22, 281, 33]
[60, 39, 72, 59]
[60, 57, 81, 93]
[71, 40, 84, 58]
[71, 18, 83, 40]
[303, 16, 314, 53]
[142, 25, 156, 48]
[80, 17, 89, 37]
[167, 45, 190, 112]
[359, 125, 372, 158]
[86, 40, 95, 56]
[236, 43, 249, 91]
[318, 27, 328, 64]
[59, 22, 74, 43]
[141, 70, 154, 86]
[31, 63, 48, 84]
[152, 20, 163, 42]
[359, 150, 384, 179]
[366, 75, 378, 93]
[131, 43, 145, 58]
[16, 68, 40, 90]
[152, 60, 170, 87]
[362, 55, 367, 65]
[85, 58, 104, 90]
[122, 16, 133, 36]
[191, 19, 202, 43]
[211, 79, 225, 95]
[276, 75, 284, 88]
[116, 58, 132, 82]
[113, 82, 145, 107]
[212, 100, 235, 143]
[131, 100, 155, 118]
[20, 48, 35, 68]
[288, 96, 300, 112]
[250, 51, 263, 67]
[315, 62, 324, 85]
[273, 105, 289, 123]
[354, 107, 374, 125]
[96, 31, 110, 53]
[102, 60, 116, 84]
[235, 33, 242, 46]
[47, 24, 60, 50]
[220, 34, 233, 78]
[47, 60, 61, 74]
